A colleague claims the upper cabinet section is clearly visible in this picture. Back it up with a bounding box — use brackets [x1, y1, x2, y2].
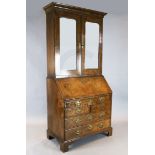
[44, 2, 107, 78]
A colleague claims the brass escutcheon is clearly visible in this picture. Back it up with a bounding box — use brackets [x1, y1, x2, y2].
[87, 114, 93, 120]
[99, 112, 105, 119]
[75, 118, 81, 124]
[75, 100, 81, 107]
[75, 130, 80, 135]
[99, 96, 105, 104]
[88, 124, 93, 130]
[98, 123, 104, 128]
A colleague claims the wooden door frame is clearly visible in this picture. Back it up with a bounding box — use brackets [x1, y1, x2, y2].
[54, 10, 82, 78]
[81, 16, 103, 76]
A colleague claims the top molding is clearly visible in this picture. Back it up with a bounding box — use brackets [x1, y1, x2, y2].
[43, 2, 107, 17]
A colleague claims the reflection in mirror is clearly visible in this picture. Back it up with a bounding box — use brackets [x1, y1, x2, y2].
[85, 22, 99, 69]
[60, 17, 76, 71]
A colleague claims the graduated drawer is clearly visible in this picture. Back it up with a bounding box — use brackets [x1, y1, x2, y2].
[65, 112, 110, 130]
[65, 119, 111, 140]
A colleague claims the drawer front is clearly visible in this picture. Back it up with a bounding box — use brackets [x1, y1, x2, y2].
[65, 98, 94, 109]
[65, 119, 111, 140]
[64, 94, 111, 118]
[65, 112, 110, 129]
[91, 100, 111, 113]
[65, 95, 110, 108]
[65, 104, 90, 118]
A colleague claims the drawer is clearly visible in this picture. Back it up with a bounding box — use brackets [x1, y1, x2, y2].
[65, 104, 90, 118]
[65, 112, 110, 129]
[64, 94, 111, 118]
[65, 97, 96, 109]
[64, 95, 110, 108]
[91, 101, 111, 113]
[65, 119, 111, 140]
[91, 95, 111, 113]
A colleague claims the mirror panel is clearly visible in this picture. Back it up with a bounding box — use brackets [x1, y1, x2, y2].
[60, 17, 76, 71]
[85, 22, 99, 69]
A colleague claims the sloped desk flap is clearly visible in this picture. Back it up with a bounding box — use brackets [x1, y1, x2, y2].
[56, 76, 112, 99]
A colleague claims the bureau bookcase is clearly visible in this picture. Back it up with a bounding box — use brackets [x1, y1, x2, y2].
[43, 2, 112, 152]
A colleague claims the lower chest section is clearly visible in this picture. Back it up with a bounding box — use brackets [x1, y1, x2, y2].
[64, 94, 112, 140]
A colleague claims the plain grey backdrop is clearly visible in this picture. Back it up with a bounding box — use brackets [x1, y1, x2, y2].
[26, 0, 128, 122]
[26, 0, 128, 154]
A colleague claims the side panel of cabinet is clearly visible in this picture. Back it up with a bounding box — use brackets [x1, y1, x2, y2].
[47, 78, 64, 141]
[46, 12, 55, 77]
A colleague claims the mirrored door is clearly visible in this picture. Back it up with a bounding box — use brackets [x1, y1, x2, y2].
[81, 16, 103, 76]
[55, 12, 81, 78]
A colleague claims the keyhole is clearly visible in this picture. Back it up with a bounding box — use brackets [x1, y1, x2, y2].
[89, 105, 92, 113]
[88, 99, 93, 113]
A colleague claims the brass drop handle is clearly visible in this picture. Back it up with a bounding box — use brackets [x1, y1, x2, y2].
[75, 100, 81, 107]
[75, 118, 81, 124]
[75, 130, 80, 135]
[99, 113, 104, 119]
[99, 96, 105, 104]
[88, 124, 93, 130]
[98, 123, 104, 128]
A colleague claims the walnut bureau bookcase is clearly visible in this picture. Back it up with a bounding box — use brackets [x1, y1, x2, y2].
[43, 2, 112, 152]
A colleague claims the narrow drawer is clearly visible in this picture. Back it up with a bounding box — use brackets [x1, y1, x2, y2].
[65, 97, 96, 109]
[65, 119, 111, 140]
[65, 112, 110, 129]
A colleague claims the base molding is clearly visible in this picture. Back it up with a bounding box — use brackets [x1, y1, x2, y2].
[47, 127, 113, 152]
